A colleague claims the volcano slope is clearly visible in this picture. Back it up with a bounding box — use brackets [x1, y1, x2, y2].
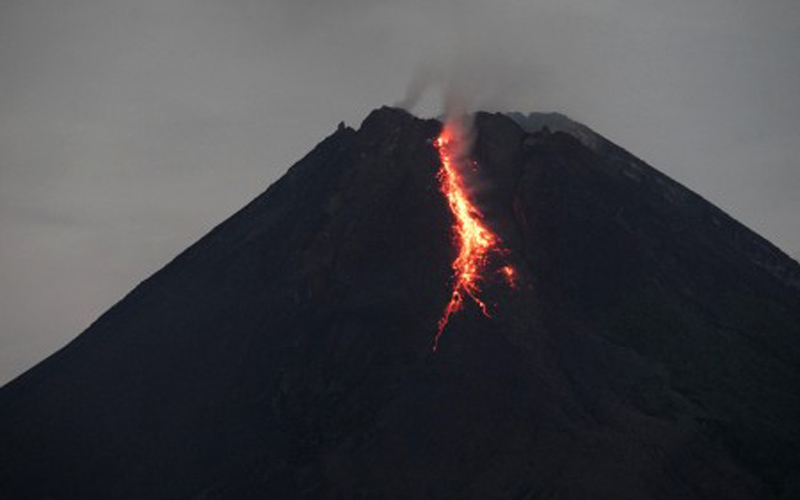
[1, 107, 799, 499]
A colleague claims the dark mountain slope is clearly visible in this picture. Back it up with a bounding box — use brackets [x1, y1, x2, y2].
[508, 111, 800, 290]
[1, 107, 798, 499]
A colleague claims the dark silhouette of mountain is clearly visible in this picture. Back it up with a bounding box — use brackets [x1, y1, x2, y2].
[1, 107, 799, 499]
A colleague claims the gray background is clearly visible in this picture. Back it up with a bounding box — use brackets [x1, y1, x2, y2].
[2, 0, 798, 386]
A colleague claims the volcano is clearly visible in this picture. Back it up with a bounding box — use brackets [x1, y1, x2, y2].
[1, 107, 799, 499]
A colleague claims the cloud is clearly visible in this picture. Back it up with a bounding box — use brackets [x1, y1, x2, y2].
[1, 0, 799, 385]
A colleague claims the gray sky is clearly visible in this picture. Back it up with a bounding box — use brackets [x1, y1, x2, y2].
[1, 0, 799, 386]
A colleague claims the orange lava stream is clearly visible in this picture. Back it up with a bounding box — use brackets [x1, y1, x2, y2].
[433, 121, 512, 351]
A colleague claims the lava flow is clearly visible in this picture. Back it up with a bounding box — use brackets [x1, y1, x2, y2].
[433, 120, 515, 351]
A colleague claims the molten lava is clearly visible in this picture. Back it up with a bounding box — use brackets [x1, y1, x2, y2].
[501, 265, 518, 289]
[433, 120, 515, 351]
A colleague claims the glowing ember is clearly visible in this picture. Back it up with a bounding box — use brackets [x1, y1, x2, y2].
[433, 120, 515, 351]
[501, 265, 518, 289]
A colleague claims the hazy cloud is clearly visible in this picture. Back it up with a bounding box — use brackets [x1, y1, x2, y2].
[1, 0, 799, 384]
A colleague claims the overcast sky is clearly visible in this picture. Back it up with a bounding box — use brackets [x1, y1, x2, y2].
[1, 0, 798, 385]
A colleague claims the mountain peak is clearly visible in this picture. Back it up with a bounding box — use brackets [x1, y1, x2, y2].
[2, 106, 799, 499]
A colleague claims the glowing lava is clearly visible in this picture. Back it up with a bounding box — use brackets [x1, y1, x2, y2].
[433, 120, 515, 351]
[501, 265, 518, 289]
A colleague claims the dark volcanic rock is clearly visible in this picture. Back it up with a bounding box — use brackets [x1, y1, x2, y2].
[1, 107, 799, 499]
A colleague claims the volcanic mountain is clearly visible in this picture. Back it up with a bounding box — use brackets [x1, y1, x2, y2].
[1, 107, 799, 499]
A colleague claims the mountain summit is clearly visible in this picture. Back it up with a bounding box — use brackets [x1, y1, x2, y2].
[2, 107, 799, 499]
